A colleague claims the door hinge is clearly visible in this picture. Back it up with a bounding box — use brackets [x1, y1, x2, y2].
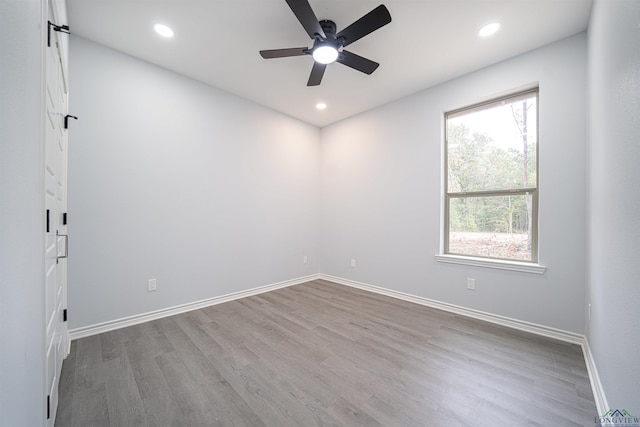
[47, 21, 70, 47]
[47, 395, 50, 419]
[46, 209, 50, 233]
[62, 212, 67, 225]
[63, 309, 68, 322]
[64, 115, 78, 129]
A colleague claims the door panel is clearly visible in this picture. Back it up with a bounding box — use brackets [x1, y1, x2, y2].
[45, 0, 68, 424]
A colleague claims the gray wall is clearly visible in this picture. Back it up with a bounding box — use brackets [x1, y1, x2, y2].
[320, 34, 588, 334]
[0, 1, 46, 425]
[68, 37, 321, 328]
[587, 0, 640, 411]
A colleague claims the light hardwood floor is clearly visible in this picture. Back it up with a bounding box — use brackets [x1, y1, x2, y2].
[55, 279, 597, 426]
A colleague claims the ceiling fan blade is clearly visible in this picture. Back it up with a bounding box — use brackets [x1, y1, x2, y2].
[337, 50, 379, 74]
[285, 0, 326, 39]
[336, 5, 391, 47]
[260, 48, 308, 59]
[307, 61, 327, 86]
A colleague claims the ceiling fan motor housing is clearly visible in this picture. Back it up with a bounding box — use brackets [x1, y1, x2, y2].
[314, 20, 342, 55]
[319, 20, 337, 40]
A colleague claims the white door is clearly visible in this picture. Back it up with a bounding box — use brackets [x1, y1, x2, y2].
[45, 0, 69, 423]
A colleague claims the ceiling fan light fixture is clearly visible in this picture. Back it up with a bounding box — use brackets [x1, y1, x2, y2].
[312, 45, 339, 64]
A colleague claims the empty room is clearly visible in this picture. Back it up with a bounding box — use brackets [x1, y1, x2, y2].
[2, 0, 639, 426]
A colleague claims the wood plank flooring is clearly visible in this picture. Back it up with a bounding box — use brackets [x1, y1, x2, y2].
[55, 280, 597, 426]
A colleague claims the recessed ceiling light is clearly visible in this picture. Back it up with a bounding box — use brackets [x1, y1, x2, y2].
[154, 23, 174, 38]
[316, 102, 327, 110]
[478, 22, 500, 38]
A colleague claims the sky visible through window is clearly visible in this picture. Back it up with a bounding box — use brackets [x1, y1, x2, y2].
[448, 97, 537, 154]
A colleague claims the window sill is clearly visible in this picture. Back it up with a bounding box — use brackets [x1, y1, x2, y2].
[434, 254, 546, 274]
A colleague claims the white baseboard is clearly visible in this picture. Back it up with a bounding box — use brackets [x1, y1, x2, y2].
[68, 273, 321, 340]
[582, 337, 609, 416]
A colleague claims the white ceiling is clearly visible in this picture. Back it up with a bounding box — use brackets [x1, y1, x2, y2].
[66, 0, 592, 127]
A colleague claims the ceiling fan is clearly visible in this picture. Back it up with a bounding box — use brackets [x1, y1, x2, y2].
[260, 0, 392, 86]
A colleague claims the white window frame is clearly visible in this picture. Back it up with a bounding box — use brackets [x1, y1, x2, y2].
[437, 88, 546, 274]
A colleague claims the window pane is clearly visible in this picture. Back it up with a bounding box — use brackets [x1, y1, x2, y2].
[448, 194, 533, 261]
[447, 94, 537, 193]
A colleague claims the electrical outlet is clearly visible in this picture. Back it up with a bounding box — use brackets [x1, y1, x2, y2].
[303, 255, 308, 264]
[148, 279, 157, 292]
[467, 278, 475, 290]
[588, 303, 592, 320]
[351, 259, 357, 268]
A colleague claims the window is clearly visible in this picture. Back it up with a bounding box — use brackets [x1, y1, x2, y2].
[444, 89, 538, 263]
